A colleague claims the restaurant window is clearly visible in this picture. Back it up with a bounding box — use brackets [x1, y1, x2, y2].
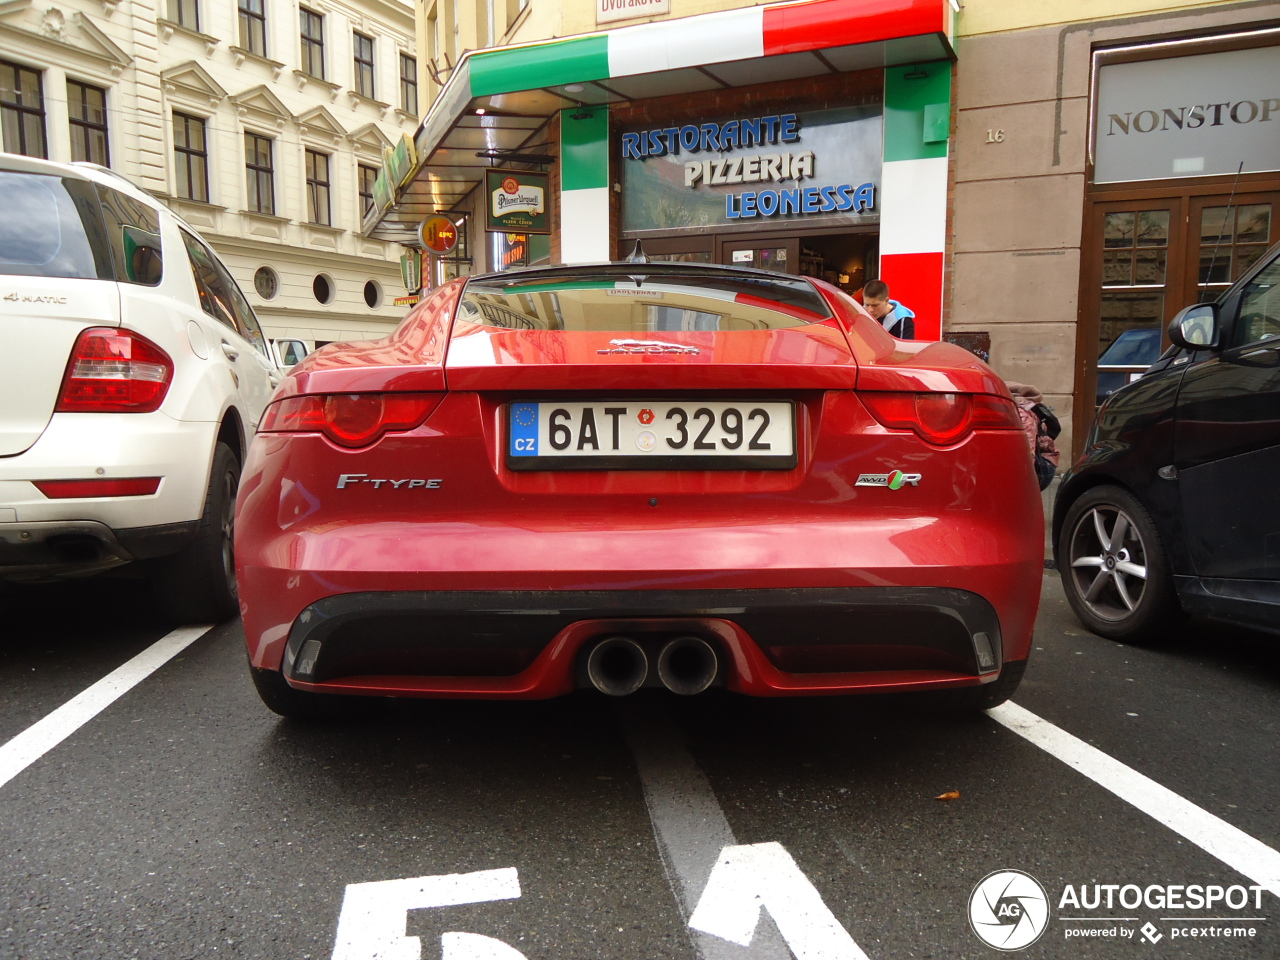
[68, 80, 109, 166]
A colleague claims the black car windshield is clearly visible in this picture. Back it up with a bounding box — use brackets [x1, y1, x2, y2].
[458, 272, 832, 332]
[0, 172, 110, 280]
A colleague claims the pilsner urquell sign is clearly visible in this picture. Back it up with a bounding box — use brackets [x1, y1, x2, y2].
[485, 171, 550, 235]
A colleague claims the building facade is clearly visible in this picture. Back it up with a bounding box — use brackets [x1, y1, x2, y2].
[369, 0, 1279, 459]
[955, 0, 1280, 455]
[0, 0, 420, 351]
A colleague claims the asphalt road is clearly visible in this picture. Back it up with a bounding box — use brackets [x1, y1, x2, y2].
[1, 572, 1277, 960]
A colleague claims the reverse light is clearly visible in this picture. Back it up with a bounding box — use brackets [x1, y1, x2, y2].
[34, 477, 161, 499]
[56, 327, 173, 413]
[861, 392, 1021, 446]
[259, 393, 443, 448]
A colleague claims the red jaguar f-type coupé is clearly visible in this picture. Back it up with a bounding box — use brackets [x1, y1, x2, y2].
[235, 263, 1042, 718]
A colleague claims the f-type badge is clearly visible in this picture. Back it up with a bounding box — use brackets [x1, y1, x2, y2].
[856, 470, 922, 489]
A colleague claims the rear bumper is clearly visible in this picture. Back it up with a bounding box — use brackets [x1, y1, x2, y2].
[0, 519, 200, 580]
[0, 413, 216, 530]
[273, 586, 1006, 699]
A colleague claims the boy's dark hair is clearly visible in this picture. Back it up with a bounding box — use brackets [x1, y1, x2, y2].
[862, 279, 889, 300]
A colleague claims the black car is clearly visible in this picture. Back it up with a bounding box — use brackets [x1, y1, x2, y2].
[1054, 240, 1280, 643]
[1095, 327, 1163, 406]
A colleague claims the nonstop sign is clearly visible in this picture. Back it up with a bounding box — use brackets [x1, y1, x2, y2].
[1094, 44, 1280, 183]
[621, 106, 882, 235]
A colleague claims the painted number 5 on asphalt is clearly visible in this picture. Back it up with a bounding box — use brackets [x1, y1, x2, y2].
[330, 842, 868, 959]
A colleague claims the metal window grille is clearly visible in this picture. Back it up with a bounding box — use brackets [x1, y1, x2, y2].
[238, 0, 266, 56]
[245, 132, 274, 215]
[306, 149, 331, 226]
[173, 112, 209, 202]
[0, 60, 47, 158]
[353, 33, 375, 99]
[68, 80, 109, 166]
[300, 9, 325, 79]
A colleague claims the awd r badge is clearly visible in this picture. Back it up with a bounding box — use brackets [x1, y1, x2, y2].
[855, 470, 922, 489]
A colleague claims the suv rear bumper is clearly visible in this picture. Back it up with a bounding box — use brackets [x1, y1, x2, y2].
[0, 519, 199, 580]
[0, 413, 217, 530]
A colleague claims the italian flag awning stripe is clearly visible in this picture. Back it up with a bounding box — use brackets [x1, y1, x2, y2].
[762, 0, 948, 55]
[469, 0, 950, 98]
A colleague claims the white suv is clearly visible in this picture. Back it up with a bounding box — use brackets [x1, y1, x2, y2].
[0, 154, 278, 622]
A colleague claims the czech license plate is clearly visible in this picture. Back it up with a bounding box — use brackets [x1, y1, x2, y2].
[507, 400, 796, 470]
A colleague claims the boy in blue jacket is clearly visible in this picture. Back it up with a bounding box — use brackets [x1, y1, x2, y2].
[861, 279, 915, 339]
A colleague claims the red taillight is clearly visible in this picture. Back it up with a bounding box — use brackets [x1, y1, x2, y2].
[34, 477, 161, 499]
[861, 392, 1020, 446]
[259, 393, 442, 448]
[56, 327, 173, 413]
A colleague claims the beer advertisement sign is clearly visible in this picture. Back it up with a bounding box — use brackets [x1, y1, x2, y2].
[485, 171, 549, 235]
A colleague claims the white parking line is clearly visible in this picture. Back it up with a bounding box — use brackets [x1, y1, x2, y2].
[621, 699, 795, 960]
[989, 701, 1280, 899]
[0, 624, 213, 792]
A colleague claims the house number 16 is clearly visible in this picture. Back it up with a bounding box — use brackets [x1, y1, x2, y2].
[986, 129, 1005, 143]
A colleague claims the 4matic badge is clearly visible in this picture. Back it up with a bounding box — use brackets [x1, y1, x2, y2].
[855, 470, 922, 489]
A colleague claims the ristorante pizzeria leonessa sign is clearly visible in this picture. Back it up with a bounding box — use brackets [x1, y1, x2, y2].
[485, 170, 550, 235]
[621, 105, 882, 234]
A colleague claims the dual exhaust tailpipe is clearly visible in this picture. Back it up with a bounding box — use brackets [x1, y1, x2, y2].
[585, 635, 719, 696]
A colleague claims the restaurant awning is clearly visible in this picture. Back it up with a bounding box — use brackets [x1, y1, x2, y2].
[365, 0, 956, 244]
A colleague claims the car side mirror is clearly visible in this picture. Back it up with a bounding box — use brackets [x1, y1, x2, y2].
[1167, 302, 1219, 350]
[273, 338, 310, 368]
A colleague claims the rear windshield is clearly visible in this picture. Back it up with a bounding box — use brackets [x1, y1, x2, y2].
[458, 273, 832, 332]
[0, 171, 110, 280]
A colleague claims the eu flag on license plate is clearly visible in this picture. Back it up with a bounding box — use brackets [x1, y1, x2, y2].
[510, 402, 539, 456]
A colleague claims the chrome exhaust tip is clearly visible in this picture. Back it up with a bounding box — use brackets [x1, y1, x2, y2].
[585, 636, 649, 696]
[657, 636, 719, 696]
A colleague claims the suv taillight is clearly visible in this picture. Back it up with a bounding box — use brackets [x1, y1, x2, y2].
[56, 327, 173, 413]
[259, 393, 443, 448]
[861, 392, 1021, 446]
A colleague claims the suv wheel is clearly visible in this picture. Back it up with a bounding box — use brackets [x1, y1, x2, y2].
[151, 442, 240, 623]
[1059, 484, 1184, 643]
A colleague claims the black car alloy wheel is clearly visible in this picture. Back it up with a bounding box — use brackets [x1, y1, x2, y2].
[1060, 484, 1183, 643]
